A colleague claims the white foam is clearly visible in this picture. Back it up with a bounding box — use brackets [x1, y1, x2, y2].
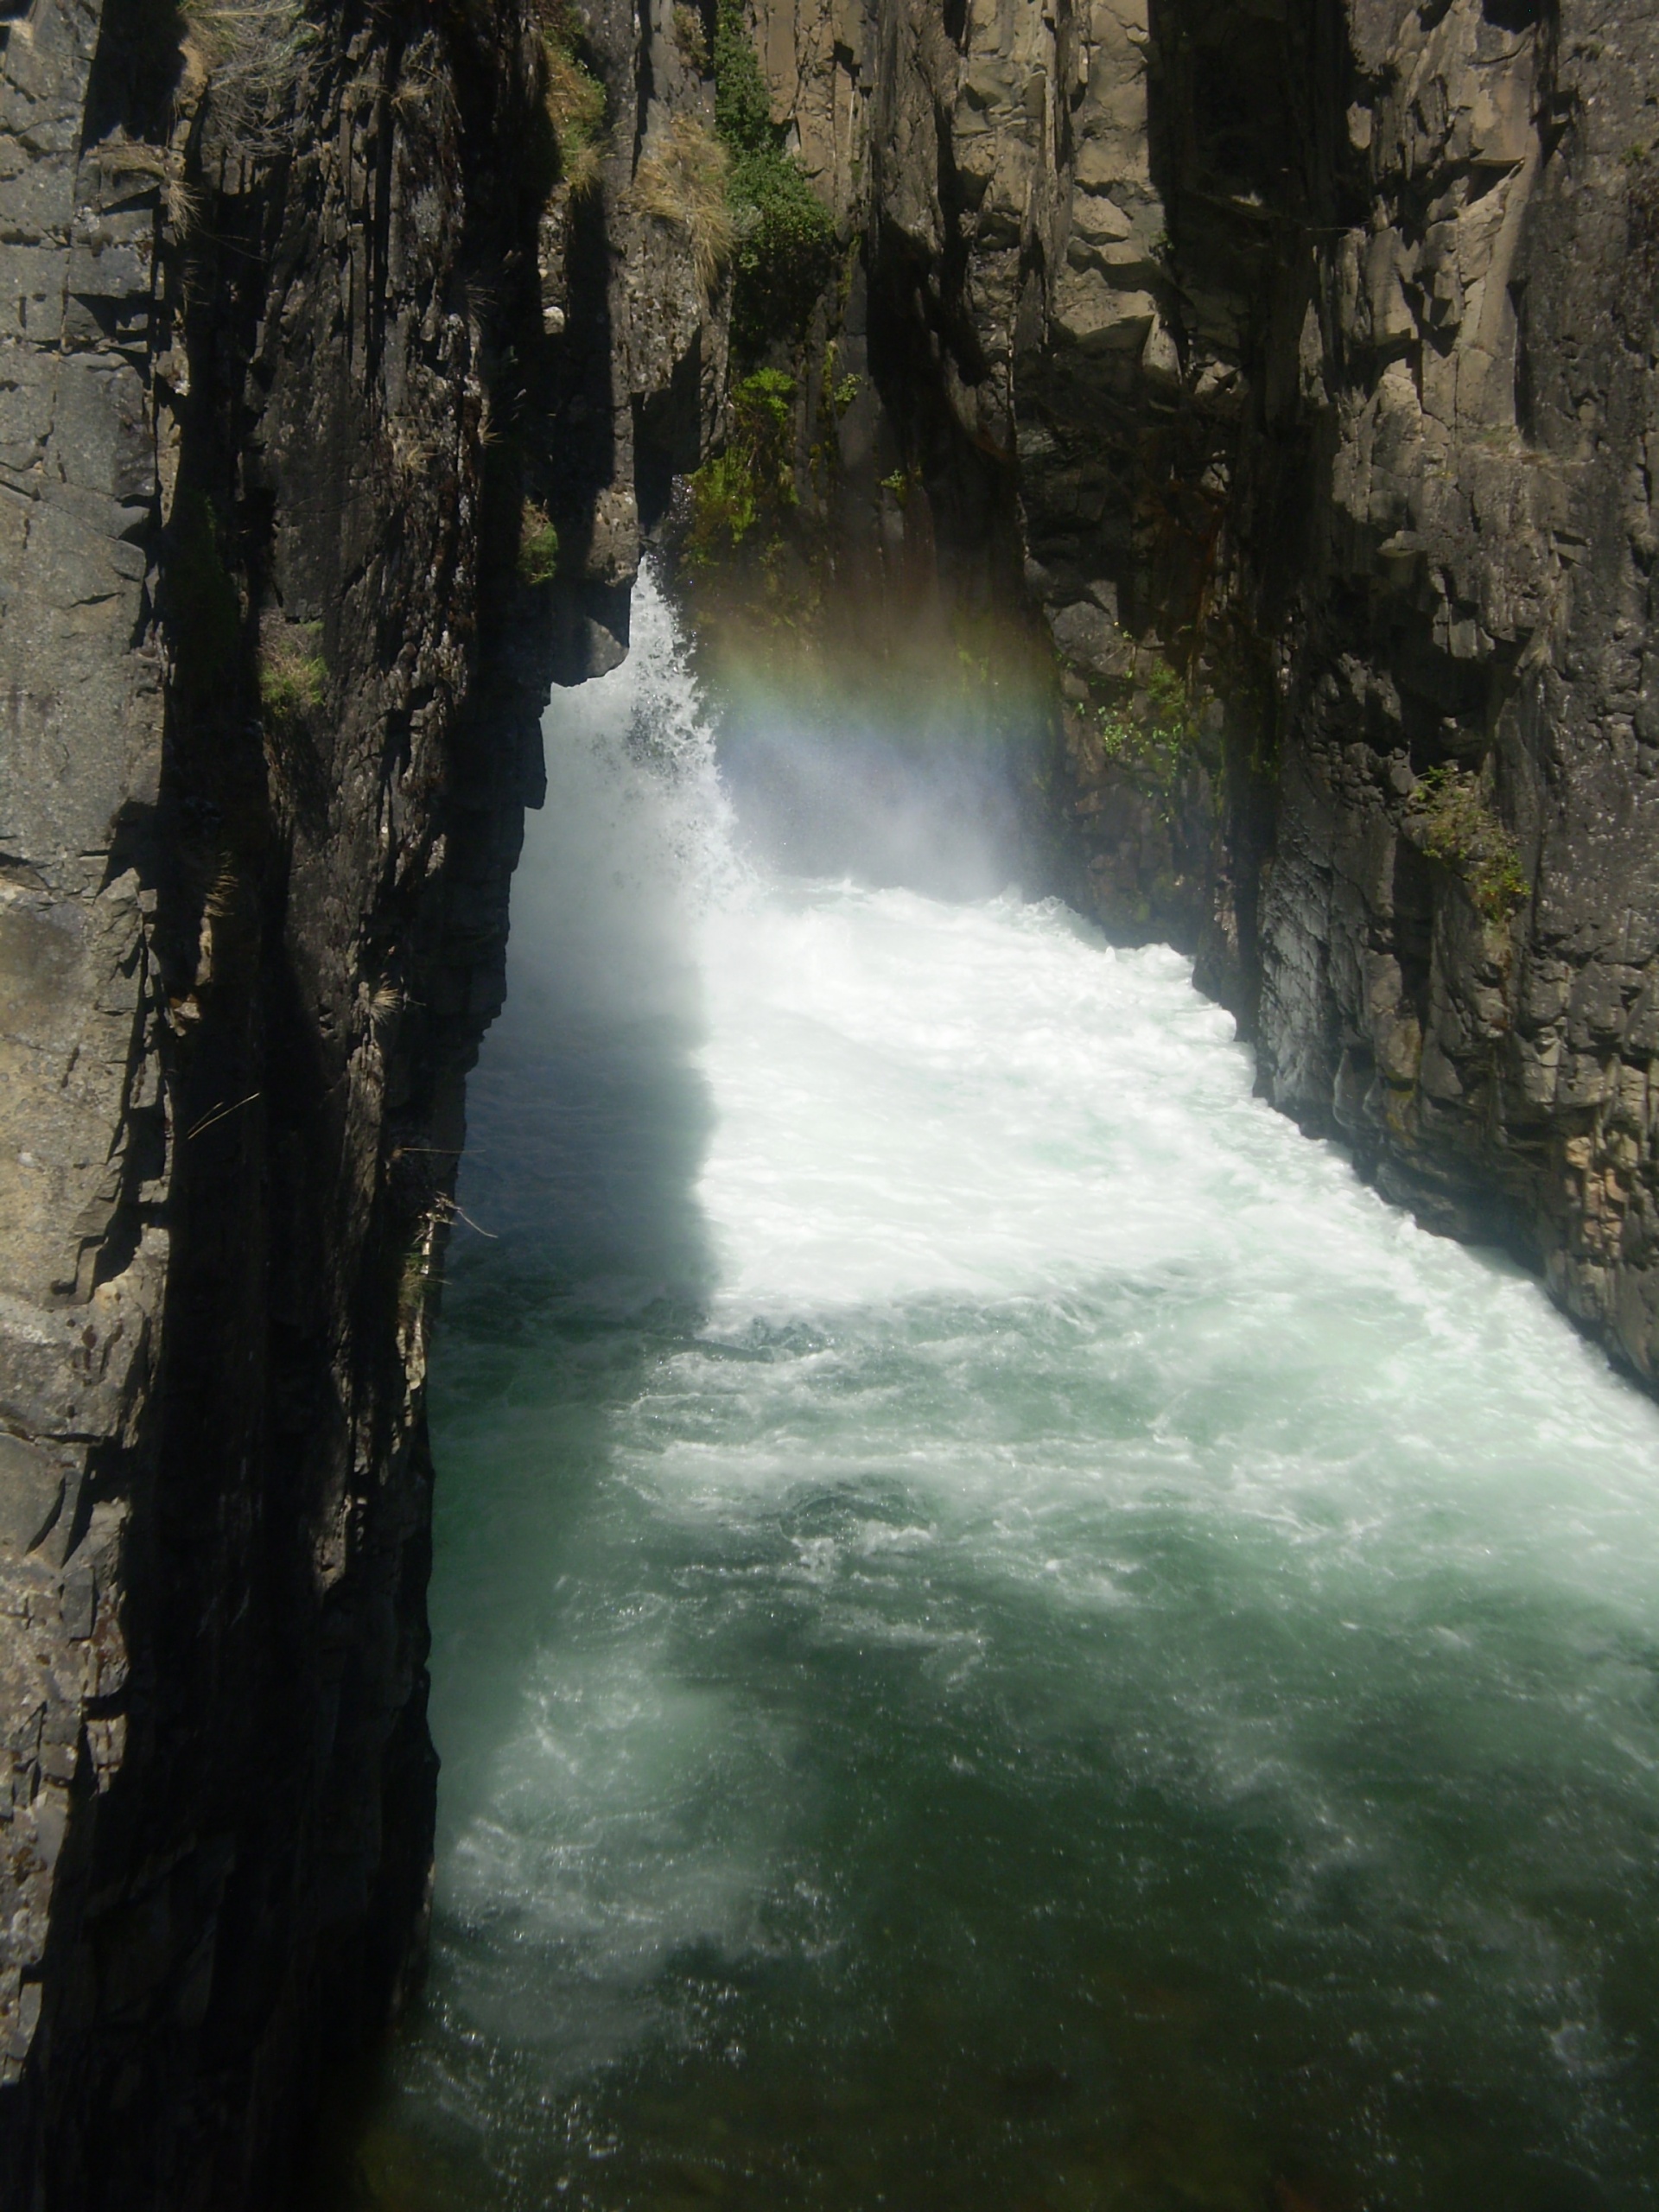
[414, 562, 1659, 2155]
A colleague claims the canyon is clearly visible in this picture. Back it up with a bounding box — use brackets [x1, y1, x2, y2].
[1, 0, 1656, 2200]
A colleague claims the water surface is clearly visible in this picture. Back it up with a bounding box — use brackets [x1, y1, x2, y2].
[347, 577, 1659, 2212]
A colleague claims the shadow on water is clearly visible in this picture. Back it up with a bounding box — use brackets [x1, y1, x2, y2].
[310, 582, 727, 2206]
[420, 1005, 718, 1853]
[418, 580, 728, 1838]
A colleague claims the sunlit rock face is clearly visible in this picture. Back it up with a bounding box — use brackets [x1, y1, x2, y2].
[702, 0, 1659, 1387]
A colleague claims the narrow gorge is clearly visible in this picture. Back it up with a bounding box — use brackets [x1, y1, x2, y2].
[2, 0, 1658, 2205]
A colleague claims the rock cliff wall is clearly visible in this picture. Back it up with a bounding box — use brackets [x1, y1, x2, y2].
[692, 0, 1659, 1390]
[0, 0, 563, 2199]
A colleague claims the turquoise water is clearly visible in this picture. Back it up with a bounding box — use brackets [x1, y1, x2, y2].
[346, 580, 1659, 2212]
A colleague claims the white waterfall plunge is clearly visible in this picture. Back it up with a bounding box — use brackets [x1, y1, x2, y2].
[356, 567, 1659, 2212]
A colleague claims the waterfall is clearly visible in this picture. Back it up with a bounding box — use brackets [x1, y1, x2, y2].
[349, 569, 1659, 2212]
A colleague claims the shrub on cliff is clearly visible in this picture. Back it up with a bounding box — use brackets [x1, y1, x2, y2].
[672, 3, 709, 72]
[712, 0, 836, 359]
[1093, 658, 1202, 821]
[517, 503, 561, 588]
[258, 619, 327, 719]
[1406, 763, 1529, 923]
[684, 367, 798, 560]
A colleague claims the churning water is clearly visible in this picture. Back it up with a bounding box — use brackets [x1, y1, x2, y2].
[353, 574, 1659, 2212]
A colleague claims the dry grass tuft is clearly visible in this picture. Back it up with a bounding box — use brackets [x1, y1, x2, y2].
[631, 112, 734, 291]
[543, 29, 607, 197]
[180, 0, 314, 148]
[98, 138, 201, 232]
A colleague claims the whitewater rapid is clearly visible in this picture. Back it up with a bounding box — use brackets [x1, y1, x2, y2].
[352, 571, 1659, 2212]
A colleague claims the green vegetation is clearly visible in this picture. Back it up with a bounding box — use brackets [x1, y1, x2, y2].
[804, 346, 861, 492]
[517, 504, 561, 587]
[685, 367, 797, 561]
[396, 1211, 442, 1339]
[1627, 143, 1659, 263]
[259, 620, 327, 718]
[538, 2, 607, 197]
[1084, 655, 1204, 822]
[713, 0, 836, 359]
[632, 113, 734, 291]
[1406, 763, 1529, 921]
[820, 339, 860, 418]
[712, 0, 772, 149]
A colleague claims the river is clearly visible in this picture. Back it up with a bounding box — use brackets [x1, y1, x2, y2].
[344, 571, 1659, 2212]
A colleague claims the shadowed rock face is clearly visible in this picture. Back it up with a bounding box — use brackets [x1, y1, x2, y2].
[0, 0, 557, 2199]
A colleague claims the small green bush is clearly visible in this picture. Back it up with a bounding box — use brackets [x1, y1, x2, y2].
[1090, 656, 1199, 819]
[1406, 763, 1529, 921]
[712, 0, 773, 148]
[260, 621, 326, 718]
[713, 0, 836, 359]
[685, 366, 797, 559]
[518, 504, 561, 587]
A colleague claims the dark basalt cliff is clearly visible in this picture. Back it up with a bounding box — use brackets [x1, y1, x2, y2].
[0, 0, 556, 2199]
[1, 0, 1656, 2202]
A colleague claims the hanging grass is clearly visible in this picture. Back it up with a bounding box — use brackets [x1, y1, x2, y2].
[537, 1, 607, 197]
[632, 113, 735, 292]
[179, 0, 314, 148]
